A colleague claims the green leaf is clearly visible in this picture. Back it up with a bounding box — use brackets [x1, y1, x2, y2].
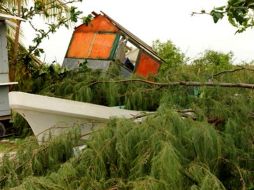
[214, 6, 226, 11]
[210, 10, 224, 23]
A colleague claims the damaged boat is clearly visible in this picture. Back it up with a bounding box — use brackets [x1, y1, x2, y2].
[9, 91, 142, 143]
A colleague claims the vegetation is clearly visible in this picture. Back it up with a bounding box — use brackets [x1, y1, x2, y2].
[194, 0, 254, 33]
[0, 41, 252, 189]
[152, 40, 185, 69]
[0, 0, 84, 81]
[1, 1, 254, 189]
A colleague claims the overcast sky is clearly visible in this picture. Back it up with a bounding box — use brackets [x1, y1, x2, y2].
[23, 0, 254, 64]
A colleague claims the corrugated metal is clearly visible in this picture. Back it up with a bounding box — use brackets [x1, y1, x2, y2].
[0, 82, 18, 86]
[0, 22, 8, 77]
[0, 21, 11, 117]
[0, 13, 25, 21]
[0, 75, 8, 83]
[62, 58, 131, 78]
[63, 58, 111, 71]
[0, 86, 10, 116]
[135, 51, 160, 77]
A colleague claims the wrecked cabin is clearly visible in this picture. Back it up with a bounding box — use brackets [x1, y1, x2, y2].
[63, 11, 163, 77]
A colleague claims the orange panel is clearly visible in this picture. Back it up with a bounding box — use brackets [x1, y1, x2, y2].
[67, 32, 94, 58]
[135, 52, 160, 77]
[88, 34, 116, 59]
[75, 15, 119, 33]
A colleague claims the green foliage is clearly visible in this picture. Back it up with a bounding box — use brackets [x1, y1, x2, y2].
[9, 45, 254, 189]
[210, 6, 225, 23]
[153, 40, 185, 69]
[201, 0, 254, 32]
[2, 106, 254, 189]
[82, 14, 93, 25]
[12, 113, 32, 138]
[1, 0, 84, 61]
[70, 6, 83, 22]
[193, 50, 233, 68]
[0, 128, 81, 189]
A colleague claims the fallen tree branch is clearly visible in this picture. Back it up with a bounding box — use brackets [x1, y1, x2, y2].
[211, 67, 245, 78]
[241, 66, 254, 72]
[88, 79, 254, 89]
[211, 66, 254, 79]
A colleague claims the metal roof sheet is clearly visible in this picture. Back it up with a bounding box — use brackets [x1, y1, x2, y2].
[0, 13, 25, 21]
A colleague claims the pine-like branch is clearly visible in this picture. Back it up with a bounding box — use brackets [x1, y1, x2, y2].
[88, 79, 254, 89]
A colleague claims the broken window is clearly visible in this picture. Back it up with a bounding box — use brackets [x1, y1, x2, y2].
[115, 36, 140, 71]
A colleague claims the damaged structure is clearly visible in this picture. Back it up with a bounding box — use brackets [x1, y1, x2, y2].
[0, 13, 24, 136]
[63, 11, 164, 77]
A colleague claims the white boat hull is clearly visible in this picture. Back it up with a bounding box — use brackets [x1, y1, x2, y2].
[9, 92, 141, 142]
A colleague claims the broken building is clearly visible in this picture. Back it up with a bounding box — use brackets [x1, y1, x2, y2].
[63, 11, 164, 77]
